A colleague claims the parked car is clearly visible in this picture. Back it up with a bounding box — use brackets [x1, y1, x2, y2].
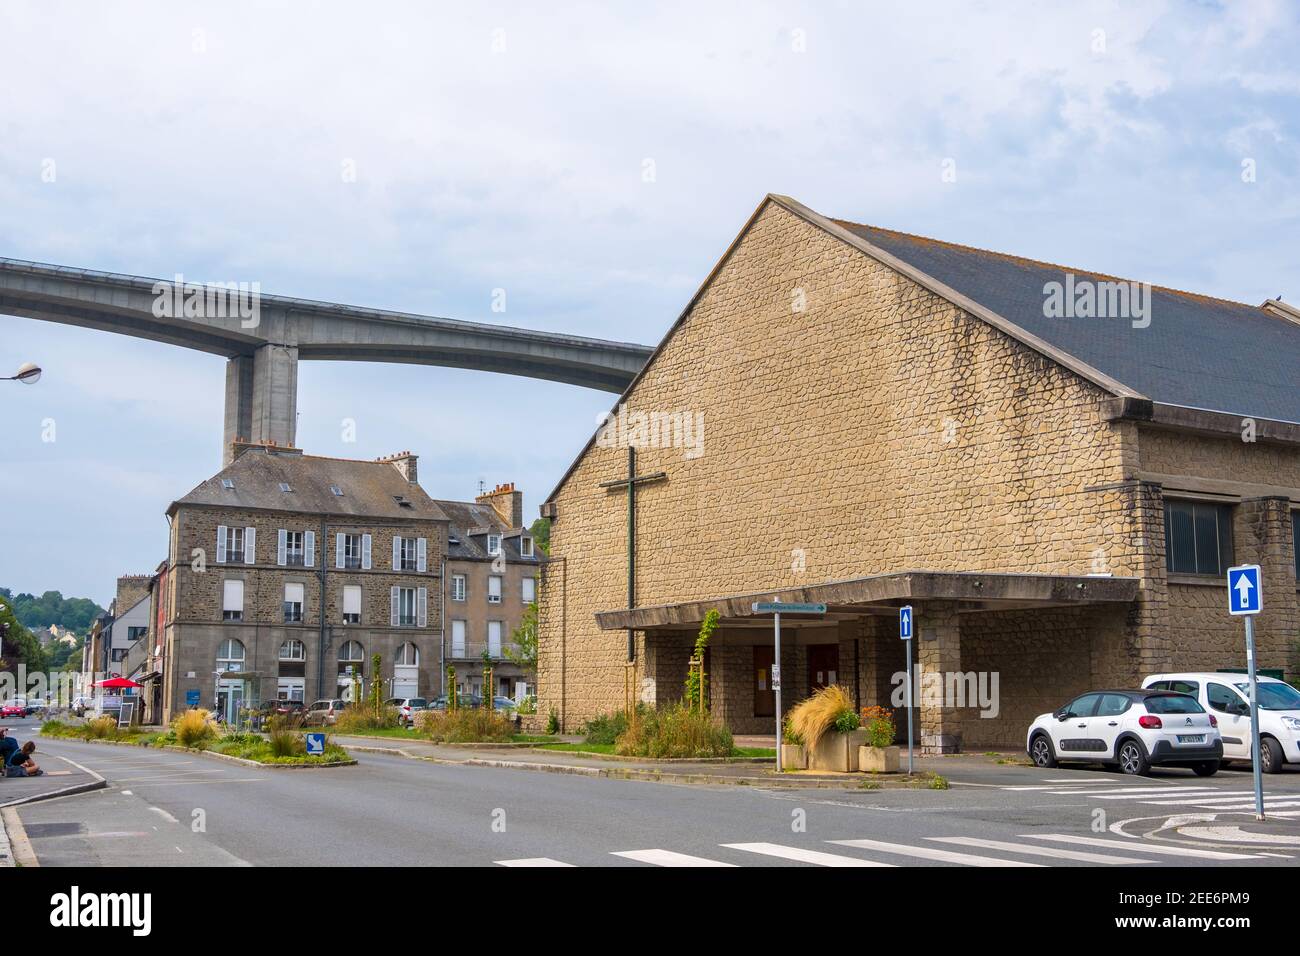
[1027, 688, 1222, 776]
[0, 699, 27, 719]
[25, 699, 50, 717]
[384, 697, 428, 726]
[1143, 672, 1300, 773]
[492, 696, 518, 712]
[303, 699, 349, 726]
[428, 694, 482, 711]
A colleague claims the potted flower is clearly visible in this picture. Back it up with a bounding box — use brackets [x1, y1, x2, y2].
[787, 685, 869, 773]
[780, 717, 807, 770]
[857, 705, 900, 772]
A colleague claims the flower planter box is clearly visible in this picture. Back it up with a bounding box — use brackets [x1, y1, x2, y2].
[780, 743, 806, 770]
[857, 744, 901, 773]
[808, 728, 870, 773]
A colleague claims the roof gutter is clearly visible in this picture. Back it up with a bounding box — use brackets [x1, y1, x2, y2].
[1102, 397, 1300, 446]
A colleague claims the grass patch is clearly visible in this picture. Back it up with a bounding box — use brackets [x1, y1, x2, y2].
[417, 707, 516, 743]
[614, 703, 734, 759]
[41, 718, 162, 747]
[313, 725, 425, 739]
[210, 734, 350, 765]
[334, 706, 401, 733]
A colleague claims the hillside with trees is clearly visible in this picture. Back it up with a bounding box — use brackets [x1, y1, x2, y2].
[0, 588, 104, 636]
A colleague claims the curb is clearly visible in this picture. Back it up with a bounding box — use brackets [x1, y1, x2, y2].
[343, 744, 893, 789]
[0, 808, 37, 867]
[0, 753, 109, 810]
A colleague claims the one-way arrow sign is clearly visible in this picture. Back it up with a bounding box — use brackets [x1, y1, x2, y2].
[1227, 564, 1262, 616]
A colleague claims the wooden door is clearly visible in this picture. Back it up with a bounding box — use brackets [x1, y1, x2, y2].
[807, 645, 840, 692]
[753, 646, 775, 717]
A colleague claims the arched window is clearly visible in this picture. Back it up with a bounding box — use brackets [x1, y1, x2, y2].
[217, 638, 246, 672]
[395, 642, 419, 666]
[338, 640, 364, 663]
[279, 639, 305, 661]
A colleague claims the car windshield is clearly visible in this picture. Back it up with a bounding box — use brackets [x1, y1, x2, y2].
[1233, 681, 1300, 711]
[1144, 694, 1204, 714]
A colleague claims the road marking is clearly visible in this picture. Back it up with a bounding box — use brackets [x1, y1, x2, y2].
[1093, 789, 1226, 800]
[1041, 777, 1122, 783]
[928, 836, 1154, 865]
[722, 842, 895, 867]
[829, 838, 1042, 867]
[612, 849, 737, 867]
[1046, 786, 1220, 796]
[1022, 833, 1263, 860]
[495, 857, 575, 867]
[1176, 826, 1300, 846]
[148, 806, 179, 825]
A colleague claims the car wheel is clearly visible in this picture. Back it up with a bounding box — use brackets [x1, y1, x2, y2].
[1260, 737, 1285, 774]
[1118, 739, 1151, 776]
[1030, 733, 1057, 768]
[1192, 761, 1219, 777]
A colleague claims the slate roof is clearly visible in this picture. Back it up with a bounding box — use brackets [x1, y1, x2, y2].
[833, 218, 1300, 425]
[433, 499, 540, 564]
[169, 447, 448, 522]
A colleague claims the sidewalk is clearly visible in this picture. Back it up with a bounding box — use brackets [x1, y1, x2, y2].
[0, 753, 106, 809]
[330, 733, 982, 788]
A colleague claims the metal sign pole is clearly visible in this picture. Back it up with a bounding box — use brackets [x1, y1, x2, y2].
[1245, 616, 1264, 820]
[905, 626, 914, 776]
[774, 609, 782, 773]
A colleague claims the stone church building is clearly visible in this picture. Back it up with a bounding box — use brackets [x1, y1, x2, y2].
[536, 194, 1300, 750]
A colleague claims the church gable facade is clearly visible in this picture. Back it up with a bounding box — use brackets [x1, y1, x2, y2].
[536, 195, 1300, 750]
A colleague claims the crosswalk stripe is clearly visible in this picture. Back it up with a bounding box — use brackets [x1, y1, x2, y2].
[1043, 786, 1221, 796]
[830, 838, 1042, 867]
[612, 849, 737, 867]
[928, 836, 1154, 865]
[1022, 833, 1264, 860]
[1041, 777, 1122, 783]
[723, 842, 895, 867]
[494, 858, 575, 867]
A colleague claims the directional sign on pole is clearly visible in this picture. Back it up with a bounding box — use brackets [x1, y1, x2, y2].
[900, 606, 915, 774]
[752, 602, 827, 615]
[1227, 565, 1262, 615]
[305, 732, 325, 755]
[750, 600, 826, 773]
[899, 606, 913, 640]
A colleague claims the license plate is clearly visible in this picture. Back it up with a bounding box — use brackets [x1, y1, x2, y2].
[1178, 734, 1205, 744]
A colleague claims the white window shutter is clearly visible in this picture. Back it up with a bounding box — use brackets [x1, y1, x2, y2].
[335, 533, 344, 569]
[216, 526, 227, 564]
[392, 536, 400, 571]
[362, 534, 372, 570]
[390, 587, 399, 627]
[244, 527, 255, 564]
[417, 587, 427, 628]
[305, 530, 315, 568]
[277, 529, 287, 566]
[417, 538, 427, 573]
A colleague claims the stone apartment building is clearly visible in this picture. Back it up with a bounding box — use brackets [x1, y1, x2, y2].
[537, 194, 1300, 750]
[436, 483, 541, 701]
[159, 441, 448, 723]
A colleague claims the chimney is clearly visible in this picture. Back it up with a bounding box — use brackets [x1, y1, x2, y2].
[379, 451, 418, 484]
[229, 437, 302, 462]
[115, 574, 153, 615]
[476, 482, 523, 528]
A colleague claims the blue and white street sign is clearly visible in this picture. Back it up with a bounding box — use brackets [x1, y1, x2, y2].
[899, 605, 913, 640]
[305, 732, 326, 755]
[1227, 565, 1262, 616]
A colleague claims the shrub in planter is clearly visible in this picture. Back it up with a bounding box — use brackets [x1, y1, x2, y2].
[788, 686, 868, 772]
[614, 703, 734, 758]
[858, 705, 901, 773]
[266, 715, 307, 758]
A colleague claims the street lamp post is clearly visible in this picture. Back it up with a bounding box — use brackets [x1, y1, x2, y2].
[3, 362, 41, 384]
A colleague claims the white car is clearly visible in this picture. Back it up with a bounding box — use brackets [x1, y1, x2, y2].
[1027, 688, 1223, 776]
[1143, 672, 1300, 774]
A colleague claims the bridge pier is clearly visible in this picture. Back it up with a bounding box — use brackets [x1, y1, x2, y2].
[223, 345, 298, 464]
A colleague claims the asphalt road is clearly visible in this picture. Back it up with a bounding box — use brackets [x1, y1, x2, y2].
[12, 724, 1300, 868]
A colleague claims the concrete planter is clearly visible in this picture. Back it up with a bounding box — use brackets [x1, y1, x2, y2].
[808, 728, 870, 773]
[857, 745, 901, 773]
[780, 743, 807, 770]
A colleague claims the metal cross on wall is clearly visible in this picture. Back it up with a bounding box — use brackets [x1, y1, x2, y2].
[599, 446, 667, 665]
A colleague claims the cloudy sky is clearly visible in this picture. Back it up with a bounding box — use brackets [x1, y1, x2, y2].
[0, 0, 1296, 605]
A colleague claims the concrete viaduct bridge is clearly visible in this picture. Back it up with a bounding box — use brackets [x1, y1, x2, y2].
[0, 257, 653, 463]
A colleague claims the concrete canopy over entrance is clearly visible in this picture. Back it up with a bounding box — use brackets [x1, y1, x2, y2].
[596, 571, 1139, 751]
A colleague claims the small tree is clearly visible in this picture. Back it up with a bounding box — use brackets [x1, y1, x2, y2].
[505, 602, 538, 675]
[370, 653, 383, 714]
[481, 648, 494, 710]
[684, 609, 720, 713]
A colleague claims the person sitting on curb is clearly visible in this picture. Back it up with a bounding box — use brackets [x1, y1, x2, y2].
[6, 741, 41, 777]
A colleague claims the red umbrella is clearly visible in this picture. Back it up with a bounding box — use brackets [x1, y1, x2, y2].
[96, 677, 143, 689]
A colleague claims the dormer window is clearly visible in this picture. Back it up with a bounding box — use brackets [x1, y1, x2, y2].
[393, 495, 414, 510]
[221, 478, 235, 490]
[279, 482, 293, 493]
[487, 534, 502, 556]
[330, 485, 343, 496]
[520, 537, 534, 558]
